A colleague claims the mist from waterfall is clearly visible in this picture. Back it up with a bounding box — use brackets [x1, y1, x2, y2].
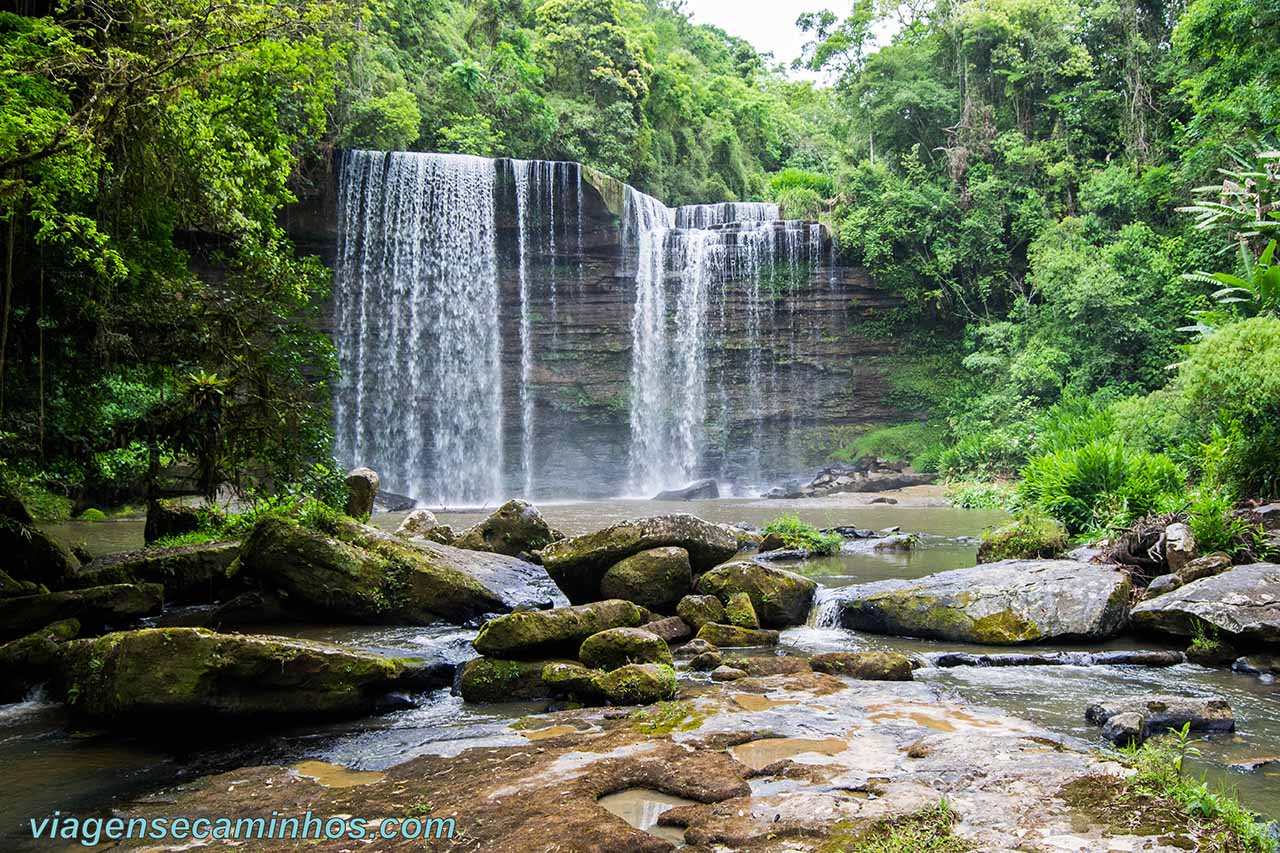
[333, 150, 504, 506]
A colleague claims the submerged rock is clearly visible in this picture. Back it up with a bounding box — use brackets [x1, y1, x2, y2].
[599, 546, 692, 612]
[695, 561, 817, 628]
[57, 628, 437, 724]
[677, 594, 725, 630]
[653, 479, 719, 501]
[0, 618, 79, 702]
[930, 649, 1185, 668]
[541, 514, 738, 604]
[454, 500, 556, 557]
[238, 517, 529, 624]
[824, 560, 1131, 644]
[1130, 562, 1280, 643]
[711, 664, 747, 682]
[0, 584, 162, 641]
[810, 651, 913, 681]
[344, 467, 380, 519]
[70, 541, 240, 604]
[472, 600, 646, 659]
[1086, 695, 1235, 743]
[694, 623, 780, 647]
[578, 627, 672, 671]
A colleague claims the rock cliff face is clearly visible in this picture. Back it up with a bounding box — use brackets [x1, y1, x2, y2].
[287, 153, 905, 501]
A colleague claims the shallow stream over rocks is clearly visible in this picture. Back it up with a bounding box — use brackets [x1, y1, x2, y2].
[10, 497, 1278, 847]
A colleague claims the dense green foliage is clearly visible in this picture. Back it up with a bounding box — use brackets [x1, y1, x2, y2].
[763, 513, 842, 556]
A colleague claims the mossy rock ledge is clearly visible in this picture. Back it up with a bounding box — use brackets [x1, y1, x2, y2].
[70, 541, 241, 604]
[541, 514, 738, 604]
[0, 584, 162, 642]
[823, 560, 1132, 644]
[695, 561, 817, 628]
[238, 517, 553, 624]
[472, 599, 646, 659]
[55, 628, 446, 724]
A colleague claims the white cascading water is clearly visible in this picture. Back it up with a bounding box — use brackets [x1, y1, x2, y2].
[511, 160, 535, 498]
[675, 202, 779, 229]
[333, 150, 503, 506]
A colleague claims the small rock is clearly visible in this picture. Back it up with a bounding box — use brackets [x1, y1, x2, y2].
[710, 665, 747, 682]
[725, 592, 760, 629]
[344, 467, 380, 519]
[674, 638, 718, 658]
[758, 533, 786, 553]
[1101, 712, 1146, 746]
[595, 663, 678, 705]
[695, 623, 780, 648]
[810, 651, 913, 681]
[455, 500, 555, 557]
[869, 497, 898, 505]
[395, 509, 439, 538]
[1177, 552, 1233, 584]
[652, 479, 719, 501]
[1085, 695, 1235, 740]
[641, 616, 692, 645]
[688, 651, 723, 671]
[1143, 573, 1182, 599]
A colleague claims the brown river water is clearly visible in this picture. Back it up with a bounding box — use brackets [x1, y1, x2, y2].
[7, 497, 1278, 846]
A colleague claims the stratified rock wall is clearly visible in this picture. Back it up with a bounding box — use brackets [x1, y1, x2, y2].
[289, 153, 905, 500]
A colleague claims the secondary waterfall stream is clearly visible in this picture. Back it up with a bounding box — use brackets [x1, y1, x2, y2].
[333, 151, 825, 504]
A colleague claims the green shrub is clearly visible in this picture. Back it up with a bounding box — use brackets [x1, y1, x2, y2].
[977, 510, 1068, 561]
[1020, 439, 1185, 534]
[78, 508, 107, 522]
[762, 513, 842, 555]
[769, 167, 835, 198]
[945, 480, 1016, 510]
[832, 422, 944, 471]
[1187, 485, 1271, 560]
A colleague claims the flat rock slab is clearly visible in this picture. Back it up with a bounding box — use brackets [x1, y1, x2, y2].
[1130, 562, 1280, 643]
[825, 560, 1131, 644]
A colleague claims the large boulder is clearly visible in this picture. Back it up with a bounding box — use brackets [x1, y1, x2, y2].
[238, 517, 543, 624]
[472, 600, 646, 659]
[0, 618, 79, 702]
[69, 541, 240, 604]
[599, 547, 692, 612]
[595, 663, 678, 705]
[0, 584, 162, 641]
[1130, 563, 1280, 643]
[541, 515, 738, 604]
[653, 479, 719, 501]
[541, 662, 606, 703]
[344, 467, 380, 519]
[0, 569, 44, 598]
[823, 560, 1131, 644]
[55, 628, 435, 724]
[0, 517, 78, 590]
[578, 627, 672, 671]
[454, 500, 556, 556]
[1085, 696, 1235, 743]
[457, 657, 559, 703]
[695, 561, 817, 628]
[144, 499, 203, 545]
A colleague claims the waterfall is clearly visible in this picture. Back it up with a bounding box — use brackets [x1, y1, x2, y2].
[675, 202, 779, 229]
[512, 160, 535, 498]
[333, 150, 503, 506]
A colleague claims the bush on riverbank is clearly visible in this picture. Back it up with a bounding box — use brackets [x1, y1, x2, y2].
[762, 514, 842, 556]
[977, 511, 1067, 562]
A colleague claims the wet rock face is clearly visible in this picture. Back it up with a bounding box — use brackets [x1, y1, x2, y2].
[344, 467, 379, 519]
[694, 561, 818, 628]
[825, 559, 1132, 644]
[56, 628, 439, 724]
[70, 541, 240, 604]
[0, 583, 162, 641]
[541, 515, 738, 604]
[1130, 562, 1280, 643]
[238, 517, 533, 625]
[599, 546, 692, 612]
[472, 600, 647, 659]
[454, 499, 556, 557]
[0, 618, 79, 702]
[1086, 696, 1235, 743]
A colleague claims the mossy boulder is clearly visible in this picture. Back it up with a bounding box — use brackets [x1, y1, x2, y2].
[541, 662, 606, 703]
[541, 515, 738, 604]
[676, 594, 725, 630]
[0, 569, 45, 598]
[0, 618, 79, 702]
[824, 560, 1132, 644]
[694, 623, 780, 647]
[395, 509, 439, 538]
[0, 584, 162, 641]
[344, 467, 380, 520]
[695, 561, 817, 628]
[455, 500, 556, 556]
[578, 627, 673, 671]
[472, 600, 646, 659]
[595, 663, 678, 705]
[238, 517, 520, 624]
[810, 651, 913, 681]
[724, 592, 759, 629]
[458, 657, 562, 702]
[56, 628, 427, 724]
[144, 499, 204, 545]
[0, 506, 79, 589]
[71, 541, 241, 604]
[599, 546, 692, 612]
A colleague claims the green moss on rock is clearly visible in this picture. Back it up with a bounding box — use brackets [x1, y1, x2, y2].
[676, 594, 725, 630]
[0, 584, 162, 641]
[695, 623, 780, 648]
[809, 651, 913, 681]
[724, 592, 760, 629]
[695, 561, 817, 628]
[595, 663, 678, 705]
[473, 600, 645, 659]
[459, 657, 559, 703]
[578, 627, 672, 671]
[599, 546, 692, 612]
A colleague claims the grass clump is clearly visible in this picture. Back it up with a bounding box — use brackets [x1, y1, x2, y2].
[945, 480, 1016, 510]
[817, 801, 973, 853]
[831, 422, 945, 472]
[1062, 724, 1276, 852]
[977, 510, 1068, 562]
[763, 513, 842, 555]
